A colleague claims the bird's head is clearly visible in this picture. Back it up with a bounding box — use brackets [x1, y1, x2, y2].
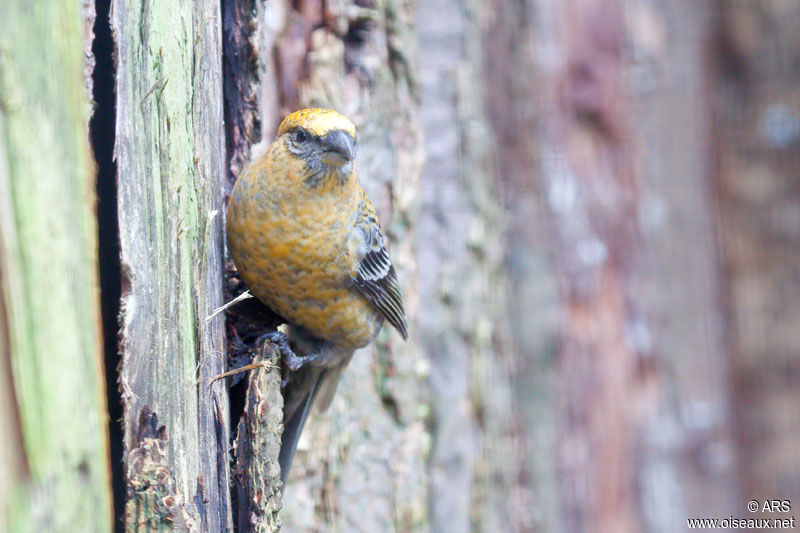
[277, 108, 357, 187]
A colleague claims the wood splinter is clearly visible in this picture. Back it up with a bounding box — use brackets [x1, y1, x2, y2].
[206, 359, 278, 388]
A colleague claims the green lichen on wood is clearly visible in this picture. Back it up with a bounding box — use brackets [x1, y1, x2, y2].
[114, 0, 200, 466]
[112, 0, 231, 530]
[0, 2, 112, 531]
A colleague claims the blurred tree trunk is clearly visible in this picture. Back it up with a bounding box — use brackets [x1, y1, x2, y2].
[112, 0, 233, 530]
[625, 2, 738, 529]
[488, 1, 739, 532]
[417, 0, 531, 532]
[0, 2, 113, 531]
[712, 0, 800, 511]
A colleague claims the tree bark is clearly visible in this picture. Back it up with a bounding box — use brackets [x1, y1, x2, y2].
[712, 0, 800, 511]
[0, 1, 112, 530]
[232, 347, 283, 532]
[253, 2, 427, 531]
[111, 1, 232, 530]
[417, 0, 531, 531]
[626, 2, 738, 527]
[488, 1, 739, 531]
[531, 4, 643, 531]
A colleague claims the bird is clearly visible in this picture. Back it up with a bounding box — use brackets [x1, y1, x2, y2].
[226, 108, 408, 485]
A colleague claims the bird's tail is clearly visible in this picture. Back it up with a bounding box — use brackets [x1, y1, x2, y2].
[279, 365, 327, 485]
[279, 329, 354, 485]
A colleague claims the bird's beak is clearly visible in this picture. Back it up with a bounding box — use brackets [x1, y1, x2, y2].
[321, 130, 355, 167]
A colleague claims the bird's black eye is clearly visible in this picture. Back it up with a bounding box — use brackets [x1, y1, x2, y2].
[294, 128, 308, 143]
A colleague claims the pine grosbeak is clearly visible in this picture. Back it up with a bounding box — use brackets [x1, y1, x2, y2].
[226, 108, 408, 483]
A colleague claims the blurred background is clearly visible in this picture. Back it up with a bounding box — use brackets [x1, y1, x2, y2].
[269, 0, 800, 530]
[483, 1, 800, 531]
[438, 0, 800, 530]
[2, 0, 799, 532]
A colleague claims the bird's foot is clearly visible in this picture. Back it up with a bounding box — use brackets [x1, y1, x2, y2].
[259, 331, 323, 371]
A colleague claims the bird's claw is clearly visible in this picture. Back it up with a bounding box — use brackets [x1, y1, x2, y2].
[259, 331, 319, 371]
[258, 331, 293, 361]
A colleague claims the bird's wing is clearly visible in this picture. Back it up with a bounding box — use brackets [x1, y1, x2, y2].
[352, 188, 409, 339]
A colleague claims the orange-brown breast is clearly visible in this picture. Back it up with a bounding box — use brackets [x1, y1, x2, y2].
[226, 142, 383, 349]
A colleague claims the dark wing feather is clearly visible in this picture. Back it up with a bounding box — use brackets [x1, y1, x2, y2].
[352, 191, 409, 339]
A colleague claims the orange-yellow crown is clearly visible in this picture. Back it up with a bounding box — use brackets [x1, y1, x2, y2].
[277, 108, 357, 139]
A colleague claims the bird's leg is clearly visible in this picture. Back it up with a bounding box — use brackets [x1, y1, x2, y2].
[259, 331, 324, 372]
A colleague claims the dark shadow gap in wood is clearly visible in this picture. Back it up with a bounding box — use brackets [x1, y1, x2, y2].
[90, 0, 124, 530]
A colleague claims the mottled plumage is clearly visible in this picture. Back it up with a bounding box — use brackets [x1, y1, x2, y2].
[226, 108, 407, 484]
[353, 187, 408, 338]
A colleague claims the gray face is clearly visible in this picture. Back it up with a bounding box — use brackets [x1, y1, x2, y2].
[285, 127, 356, 187]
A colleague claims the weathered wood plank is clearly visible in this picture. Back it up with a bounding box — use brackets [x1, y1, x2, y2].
[0, 2, 112, 530]
[111, 0, 231, 530]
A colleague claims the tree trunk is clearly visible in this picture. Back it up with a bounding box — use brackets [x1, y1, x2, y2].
[488, 1, 739, 531]
[712, 0, 800, 511]
[111, 1, 233, 530]
[417, 0, 531, 531]
[0, 1, 113, 530]
[626, 2, 738, 527]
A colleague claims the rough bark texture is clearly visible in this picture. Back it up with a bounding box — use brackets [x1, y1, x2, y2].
[0, 1, 112, 530]
[111, 1, 232, 530]
[125, 409, 199, 531]
[222, 0, 263, 188]
[255, 1, 427, 531]
[233, 347, 283, 532]
[712, 0, 800, 511]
